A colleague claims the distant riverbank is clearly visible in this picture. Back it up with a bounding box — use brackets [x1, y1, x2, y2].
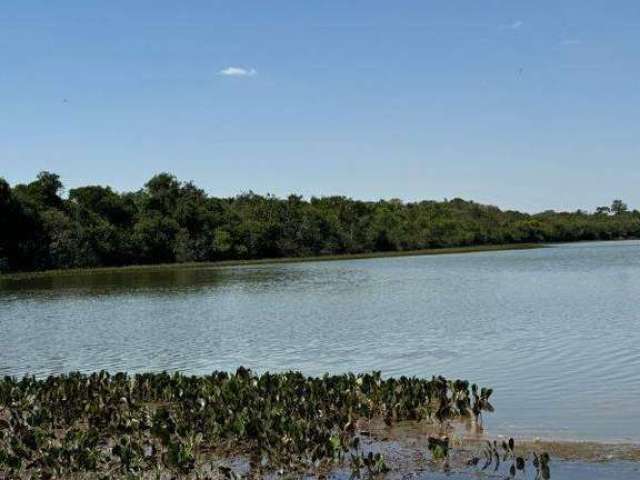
[4, 172, 639, 276]
[0, 242, 543, 282]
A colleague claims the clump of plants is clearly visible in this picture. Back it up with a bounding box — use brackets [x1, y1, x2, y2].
[0, 368, 499, 478]
[464, 438, 550, 479]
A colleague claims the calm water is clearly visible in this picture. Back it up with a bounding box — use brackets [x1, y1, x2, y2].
[1, 241, 639, 443]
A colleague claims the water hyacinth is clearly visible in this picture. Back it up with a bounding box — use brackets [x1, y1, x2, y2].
[0, 368, 496, 478]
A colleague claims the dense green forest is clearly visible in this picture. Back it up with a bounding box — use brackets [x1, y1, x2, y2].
[0, 171, 638, 273]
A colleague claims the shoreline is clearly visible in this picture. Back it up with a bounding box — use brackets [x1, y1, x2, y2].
[374, 419, 640, 463]
[0, 243, 543, 282]
[515, 439, 640, 462]
[450, 436, 640, 463]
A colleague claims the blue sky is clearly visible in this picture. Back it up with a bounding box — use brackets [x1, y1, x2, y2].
[1, 1, 638, 212]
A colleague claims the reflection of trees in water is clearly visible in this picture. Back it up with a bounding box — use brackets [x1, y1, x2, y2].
[0, 263, 365, 298]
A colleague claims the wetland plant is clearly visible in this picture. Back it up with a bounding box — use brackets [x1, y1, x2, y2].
[0, 368, 498, 478]
[468, 438, 551, 479]
[427, 435, 449, 460]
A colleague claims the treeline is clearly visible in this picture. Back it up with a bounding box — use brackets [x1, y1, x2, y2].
[1, 171, 638, 273]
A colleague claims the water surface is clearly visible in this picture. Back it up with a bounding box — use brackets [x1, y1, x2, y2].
[1, 241, 639, 442]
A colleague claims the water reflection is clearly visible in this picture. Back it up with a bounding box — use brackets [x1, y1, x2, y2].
[0, 265, 309, 297]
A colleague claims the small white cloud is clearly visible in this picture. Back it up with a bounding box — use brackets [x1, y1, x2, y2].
[501, 20, 523, 30]
[219, 66, 257, 77]
[560, 39, 582, 46]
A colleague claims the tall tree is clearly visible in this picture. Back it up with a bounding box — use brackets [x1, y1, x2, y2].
[611, 200, 628, 215]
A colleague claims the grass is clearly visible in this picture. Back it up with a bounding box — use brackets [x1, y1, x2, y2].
[0, 243, 543, 282]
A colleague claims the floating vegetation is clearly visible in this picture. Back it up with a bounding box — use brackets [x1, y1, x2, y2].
[0, 368, 541, 478]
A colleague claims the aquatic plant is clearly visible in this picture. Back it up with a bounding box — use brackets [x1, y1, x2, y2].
[0, 368, 496, 478]
[468, 437, 551, 479]
[347, 436, 390, 478]
[427, 435, 449, 460]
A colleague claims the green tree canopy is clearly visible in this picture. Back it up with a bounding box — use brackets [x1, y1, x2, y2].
[1, 173, 638, 273]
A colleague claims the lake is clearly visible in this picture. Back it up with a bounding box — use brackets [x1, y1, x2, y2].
[1, 240, 639, 443]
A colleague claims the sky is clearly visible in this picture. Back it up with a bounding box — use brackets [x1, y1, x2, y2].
[1, 1, 639, 213]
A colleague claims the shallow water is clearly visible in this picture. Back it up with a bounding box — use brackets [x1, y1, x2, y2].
[1, 241, 639, 443]
[326, 461, 640, 480]
[348, 462, 640, 480]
